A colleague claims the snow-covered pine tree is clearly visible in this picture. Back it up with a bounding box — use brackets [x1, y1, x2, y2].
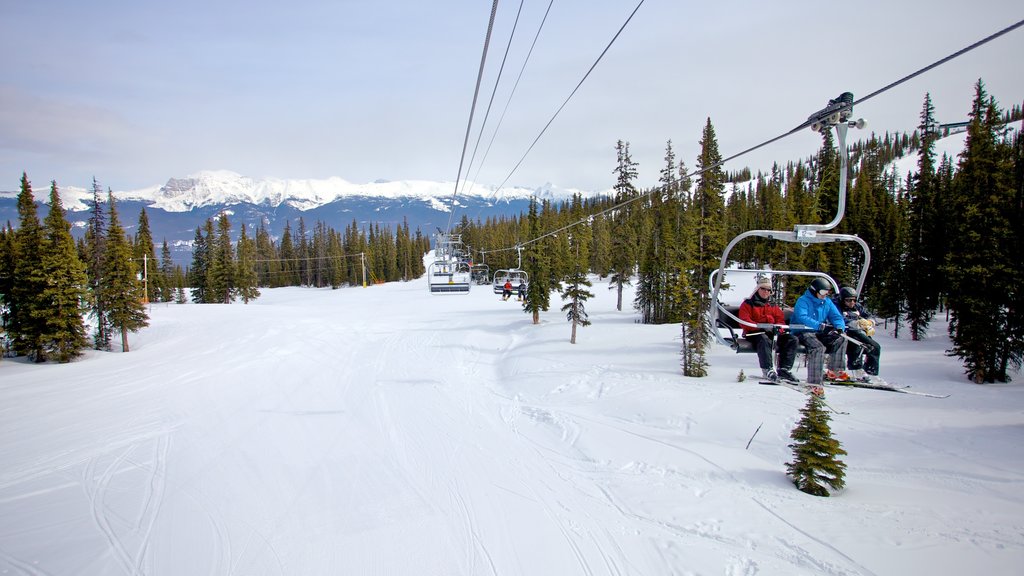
[786, 393, 847, 497]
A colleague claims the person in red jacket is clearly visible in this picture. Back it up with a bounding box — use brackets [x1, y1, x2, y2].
[738, 277, 799, 381]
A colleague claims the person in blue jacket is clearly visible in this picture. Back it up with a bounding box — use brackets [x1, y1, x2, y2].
[791, 277, 847, 385]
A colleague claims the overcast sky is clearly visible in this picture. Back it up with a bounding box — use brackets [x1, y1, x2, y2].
[3, 0, 1023, 194]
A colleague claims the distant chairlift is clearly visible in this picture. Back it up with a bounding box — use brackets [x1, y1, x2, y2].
[428, 232, 472, 295]
[470, 263, 490, 285]
[492, 245, 528, 295]
[709, 92, 870, 347]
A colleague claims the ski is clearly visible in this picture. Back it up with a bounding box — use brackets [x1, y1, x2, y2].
[823, 379, 950, 398]
[759, 380, 848, 414]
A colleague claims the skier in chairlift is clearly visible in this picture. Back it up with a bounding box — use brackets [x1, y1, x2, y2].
[835, 286, 882, 382]
[738, 277, 799, 382]
[791, 277, 848, 385]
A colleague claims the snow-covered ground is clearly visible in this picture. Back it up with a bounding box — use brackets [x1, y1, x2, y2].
[1, 274, 1022, 575]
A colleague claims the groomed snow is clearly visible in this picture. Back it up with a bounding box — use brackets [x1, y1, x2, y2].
[1, 273, 1022, 575]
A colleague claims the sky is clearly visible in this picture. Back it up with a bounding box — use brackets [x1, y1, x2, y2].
[2, 1, 1024, 194]
[1, 270, 1021, 574]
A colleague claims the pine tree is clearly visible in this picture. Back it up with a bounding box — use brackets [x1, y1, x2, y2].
[522, 198, 551, 324]
[159, 239, 175, 302]
[189, 223, 210, 302]
[206, 213, 235, 303]
[945, 80, 1019, 382]
[560, 195, 593, 344]
[84, 178, 111, 350]
[102, 193, 149, 351]
[9, 173, 48, 360]
[786, 393, 847, 497]
[235, 223, 261, 303]
[134, 208, 160, 303]
[608, 140, 639, 311]
[40, 181, 89, 362]
[0, 223, 14, 345]
[682, 119, 727, 377]
[906, 93, 939, 339]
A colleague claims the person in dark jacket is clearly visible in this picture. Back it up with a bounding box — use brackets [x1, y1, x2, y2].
[738, 277, 799, 382]
[835, 286, 881, 381]
[791, 277, 847, 385]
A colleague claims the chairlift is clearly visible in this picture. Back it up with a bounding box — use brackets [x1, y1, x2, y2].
[428, 232, 471, 295]
[470, 263, 490, 285]
[491, 245, 529, 294]
[709, 92, 869, 347]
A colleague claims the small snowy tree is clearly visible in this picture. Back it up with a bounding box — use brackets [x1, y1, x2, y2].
[786, 393, 847, 496]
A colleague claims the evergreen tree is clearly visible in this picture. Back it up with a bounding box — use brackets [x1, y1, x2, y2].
[134, 208, 160, 303]
[945, 80, 1020, 382]
[682, 119, 727, 377]
[786, 393, 848, 497]
[235, 223, 261, 303]
[905, 93, 939, 339]
[84, 178, 111, 350]
[588, 213, 612, 277]
[8, 173, 48, 360]
[279, 221, 299, 286]
[102, 193, 149, 351]
[522, 198, 551, 324]
[560, 195, 593, 344]
[206, 213, 235, 303]
[608, 140, 639, 311]
[159, 239, 175, 302]
[189, 223, 210, 303]
[40, 181, 89, 362]
[0, 223, 14, 343]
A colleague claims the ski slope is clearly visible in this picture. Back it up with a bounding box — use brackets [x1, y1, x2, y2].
[1, 277, 1022, 575]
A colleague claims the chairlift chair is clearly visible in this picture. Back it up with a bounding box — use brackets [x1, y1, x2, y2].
[491, 244, 528, 294]
[709, 93, 869, 346]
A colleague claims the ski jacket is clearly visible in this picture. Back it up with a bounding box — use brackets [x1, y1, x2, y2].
[834, 298, 873, 323]
[737, 293, 785, 335]
[791, 289, 846, 334]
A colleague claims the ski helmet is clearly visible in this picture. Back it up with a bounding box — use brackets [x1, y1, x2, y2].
[809, 277, 832, 295]
[839, 286, 857, 300]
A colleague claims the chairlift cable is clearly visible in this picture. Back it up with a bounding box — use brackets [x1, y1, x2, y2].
[502, 16, 1024, 252]
[447, 0, 528, 236]
[445, 0, 500, 238]
[461, 0, 557, 231]
[489, 0, 643, 194]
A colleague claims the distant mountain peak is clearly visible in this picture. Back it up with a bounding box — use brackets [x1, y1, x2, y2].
[7, 171, 605, 213]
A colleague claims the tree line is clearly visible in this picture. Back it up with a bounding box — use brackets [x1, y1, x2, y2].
[0, 174, 431, 361]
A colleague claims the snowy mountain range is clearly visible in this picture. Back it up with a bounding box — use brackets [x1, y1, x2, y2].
[0, 171, 607, 264]
[1, 170, 602, 214]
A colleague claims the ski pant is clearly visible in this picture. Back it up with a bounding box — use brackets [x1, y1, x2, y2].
[843, 329, 881, 375]
[797, 331, 845, 384]
[744, 332, 797, 372]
